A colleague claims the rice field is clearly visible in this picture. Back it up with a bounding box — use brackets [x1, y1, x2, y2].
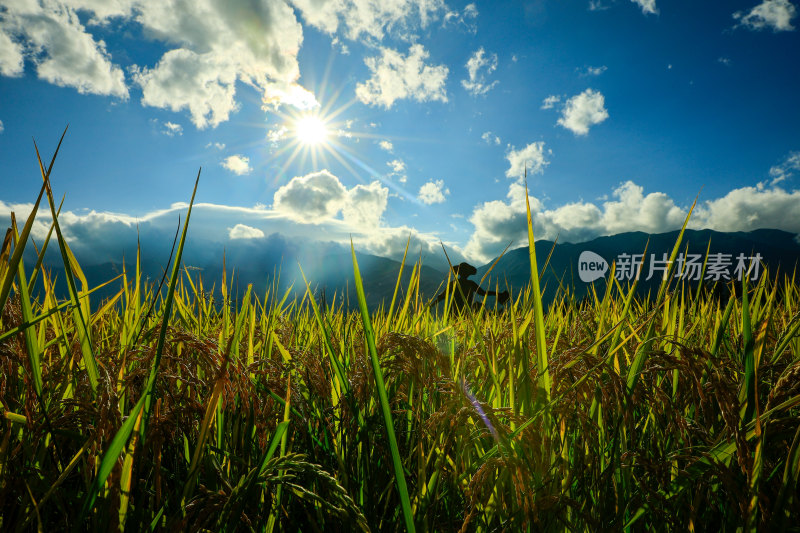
[2, 137, 800, 531]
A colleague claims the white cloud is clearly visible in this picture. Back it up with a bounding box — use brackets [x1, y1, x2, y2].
[291, 0, 447, 41]
[342, 181, 389, 226]
[631, 0, 658, 15]
[0, 183, 457, 268]
[461, 47, 498, 96]
[379, 140, 394, 151]
[228, 223, 265, 240]
[262, 82, 319, 111]
[267, 126, 289, 143]
[464, 174, 800, 262]
[272, 169, 347, 221]
[581, 65, 607, 76]
[0, 1, 128, 97]
[59, 0, 135, 21]
[357, 225, 466, 267]
[418, 180, 449, 204]
[506, 142, 550, 179]
[718, 57, 732, 66]
[443, 3, 478, 33]
[0, 28, 24, 77]
[386, 159, 407, 183]
[356, 44, 448, 108]
[481, 131, 501, 145]
[0, 0, 320, 127]
[557, 89, 609, 136]
[693, 184, 800, 232]
[0, 120, 4, 134]
[465, 180, 686, 261]
[388, 159, 406, 172]
[206, 142, 226, 150]
[133, 49, 240, 130]
[588, 1, 612, 11]
[541, 95, 561, 110]
[221, 155, 252, 176]
[769, 151, 800, 184]
[161, 121, 183, 136]
[734, 0, 797, 31]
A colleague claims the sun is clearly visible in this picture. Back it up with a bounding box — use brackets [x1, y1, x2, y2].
[294, 115, 329, 146]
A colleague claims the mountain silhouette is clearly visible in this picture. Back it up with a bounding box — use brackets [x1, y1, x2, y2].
[30, 229, 800, 310]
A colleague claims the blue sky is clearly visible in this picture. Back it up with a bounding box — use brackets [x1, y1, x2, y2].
[1, 0, 799, 267]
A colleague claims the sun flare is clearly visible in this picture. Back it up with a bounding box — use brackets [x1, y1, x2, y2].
[294, 115, 329, 146]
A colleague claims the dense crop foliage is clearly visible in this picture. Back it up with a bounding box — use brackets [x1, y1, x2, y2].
[1, 135, 800, 531]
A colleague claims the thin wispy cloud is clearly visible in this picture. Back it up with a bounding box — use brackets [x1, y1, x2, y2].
[462, 47, 498, 96]
[734, 0, 797, 32]
[481, 131, 501, 145]
[161, 121, 183, 136]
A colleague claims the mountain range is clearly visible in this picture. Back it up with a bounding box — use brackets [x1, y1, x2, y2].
[34, 229, 800, 310]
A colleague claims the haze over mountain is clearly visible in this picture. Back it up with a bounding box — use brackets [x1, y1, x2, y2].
[476, 228, 800, 306]
[32, 227, 800, 311]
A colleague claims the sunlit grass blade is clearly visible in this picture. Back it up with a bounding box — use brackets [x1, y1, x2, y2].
[10, 214, 43, 397]
[351, 239, 415, 533]
[523, 173, 550, 401]
[626, 195, 697, 393]
[79, 169, 200, 522]
[34, 138, 99, 395]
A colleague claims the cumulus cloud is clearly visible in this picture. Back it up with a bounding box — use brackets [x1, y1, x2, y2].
[291, 0, 447, 41]
[221, 155, 252, 176]
[693, 184, 800, 232]
[0, 0, 321, 128]
[418, 180, 449, 204]
[464, 176, 800, 262]
[379, 140, 394, 151]
[734, 0, 797, 31]
[461, 47, 498, 96]
[356, 44, 448, 108]
[464, 181, 682, 262]
[557, 89, 609, 135]
[228, 223, 265, 240]
[481, 131, 501, 145]
[0, 28, 24, 77]
[631, 0, 658, 15]
[0, 1, 128, 97]
[273, 170, 347, 221]
[342, 181, 389, 226]
[506, 142, 550, 179]
[271, 169, 389, 227]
